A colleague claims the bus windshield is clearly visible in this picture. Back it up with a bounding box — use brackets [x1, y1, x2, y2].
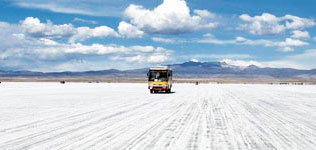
[148, 71, 168, 81]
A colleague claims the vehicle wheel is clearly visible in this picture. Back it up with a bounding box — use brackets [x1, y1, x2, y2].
[150, 90, 153, 94]
[167, 89, 171, 93]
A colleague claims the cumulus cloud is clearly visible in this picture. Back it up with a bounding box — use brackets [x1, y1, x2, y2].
[0, 39, 173, 70]
[239, 13, 315, 35]
[111, 47, 172, 64]
[123, 0, 218, 35]
[54, 43, 170, 58]
[193, 10, 216, 18]
[0, 19, 173, 71]
[125, 55, 144, 63]
[128, 46, 155, 52]
[1, 38, 170, 57]
[199, 35, 308, 52]
[0, 22, 22, 49]
[291, 30, 310, 39]
[118, 21, 144, 38]
[60, 43, 123, 55]
[69, 26, 118, 43]
[147, 55, 169, 63]
[283, 15, 316, 29]
[266, 38, 308, 51]
[17, 17, 119, 43]
[21, 17, 75, 39]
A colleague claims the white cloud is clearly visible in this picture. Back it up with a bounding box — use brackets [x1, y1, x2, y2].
[221, 59, 265, 68]
[124, 0, 218, 35]
[19, 17, 118, 42]
[291, 30, 310, 39]
[221, 59, 303, 69]
[193, 10, 216, 18]
[125, 55, 144, 63]
[40, 38, 59, 46]
[198, 37, 236, 45]
[27, 42, 167, 56]
[0, 38, 173, 70]
[151, 37, 188, 44]
[0, 18, 156, 56]
[239, 13, 315, 35]
[152, 37, 176, 43]
[129, 46, 155, 53]
[12, 0, 127, 17]
[221, 49, 316, 70]
[147, 55, 169, 63]
[0, 19, 173, 71]
[198, 36, 251, 45]
[69, 26, 118, 43]
[111, 47, 172, 64]
[266, 38, 308, 51]
[73, 17, 98, 24]
[16, 2, 96, 16]
[199, 36, 308, 52]
[190, 58, 199, 62]
[21, 17, 75, 39]
[235, 36, 247, 42]
[61, 43, 124, 55]
[0, 22, 20, 48]
[191, 54, 255, 60]
[285, 49, 316, 69]
[118, 21, 144, 38]
[239, 13, 285, 35]
[283, 15, 316, 29]
[203, 33, 215, 38]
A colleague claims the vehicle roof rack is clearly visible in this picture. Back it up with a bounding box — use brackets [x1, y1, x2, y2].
[149, 66, 171, 70]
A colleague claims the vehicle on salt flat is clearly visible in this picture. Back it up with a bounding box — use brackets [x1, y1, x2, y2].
[147, 66, 173, 93]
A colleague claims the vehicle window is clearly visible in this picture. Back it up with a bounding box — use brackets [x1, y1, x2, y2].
[149, 71, 168, 81]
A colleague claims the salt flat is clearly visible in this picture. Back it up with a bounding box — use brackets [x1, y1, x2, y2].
[0, 82, 315, 150]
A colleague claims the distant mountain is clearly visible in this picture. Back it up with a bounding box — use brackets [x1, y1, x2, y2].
[167, 61, 316, 79]
[1, 61, 316, 79]
[0, 69, 124, 77]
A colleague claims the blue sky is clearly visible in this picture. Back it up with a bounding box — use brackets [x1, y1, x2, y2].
[0, 0, 316, 71]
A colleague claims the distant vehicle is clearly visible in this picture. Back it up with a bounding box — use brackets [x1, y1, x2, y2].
[147, 66, 173, 93]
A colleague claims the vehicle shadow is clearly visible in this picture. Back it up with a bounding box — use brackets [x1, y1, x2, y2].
[152, 91, 176, 94]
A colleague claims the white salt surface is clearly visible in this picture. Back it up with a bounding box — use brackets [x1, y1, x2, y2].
[0, 82, 315, 150]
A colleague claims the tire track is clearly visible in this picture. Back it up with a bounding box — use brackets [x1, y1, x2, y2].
[0, 101, 153, 149]
[1, 83, 316, 150]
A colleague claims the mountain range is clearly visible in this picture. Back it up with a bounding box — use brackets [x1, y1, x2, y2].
[1, 61, 316, 80]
